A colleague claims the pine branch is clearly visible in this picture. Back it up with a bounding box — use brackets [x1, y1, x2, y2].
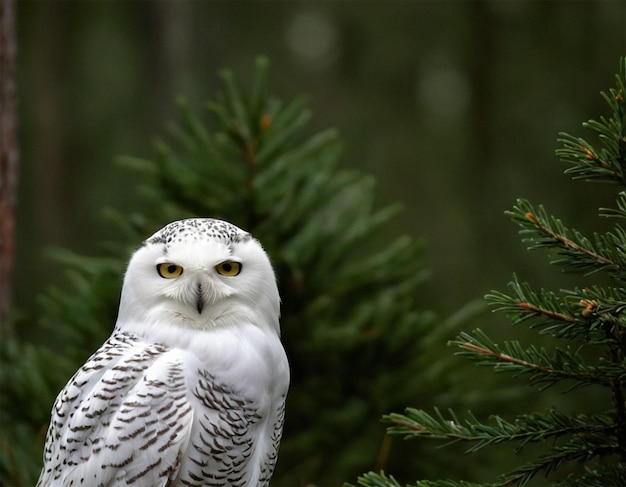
[385, 408, 616, 454]
[557, 464, 626, 487]
[351, 471, 403, 487]
[485, 276, 587, 339]
[507, 199, 621, 276]
[501, 434, 621, 487]
[557, 58, 626, 186]
[600, 191, 626, 219]
[379, 409, 622, 487]
[485, 276, 626, 345]
[352, 463, 626, 487]
[451, 329, 625, 390]
[352, 471, 496, 487]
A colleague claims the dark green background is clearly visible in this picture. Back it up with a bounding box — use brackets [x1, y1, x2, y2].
[16, 1, 624, 316]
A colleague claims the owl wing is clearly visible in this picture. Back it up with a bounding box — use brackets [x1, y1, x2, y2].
[256, 394, 287, 486]
[37, 333, 193, 487]
[250, 335, 290, 487]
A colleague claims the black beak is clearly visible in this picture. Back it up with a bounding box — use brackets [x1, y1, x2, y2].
[196, 285, 204, 314]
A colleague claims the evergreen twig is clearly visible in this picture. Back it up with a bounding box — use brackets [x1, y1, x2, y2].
[385, 408, 617, 453]
[506, 199, 621, 276]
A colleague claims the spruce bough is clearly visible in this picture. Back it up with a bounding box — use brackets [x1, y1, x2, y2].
[353, 60, 626, 487]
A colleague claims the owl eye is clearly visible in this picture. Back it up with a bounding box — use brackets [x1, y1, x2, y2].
[216, 261, 242, 276]
[157, 263, 184, 279]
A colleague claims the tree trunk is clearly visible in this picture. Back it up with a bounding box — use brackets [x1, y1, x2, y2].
[0, 0, 18, 334]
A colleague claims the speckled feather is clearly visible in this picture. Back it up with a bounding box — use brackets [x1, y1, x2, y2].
[37, 219, 289, 487]
[146, 219, 251, 248]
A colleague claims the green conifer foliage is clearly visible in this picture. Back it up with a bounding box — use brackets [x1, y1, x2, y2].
[353, 60, 626, 487]
[0, 58, 476, 486]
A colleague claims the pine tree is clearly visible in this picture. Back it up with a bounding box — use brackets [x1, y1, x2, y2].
[352, 60, 626, 487]
[0, 57, 481, 486]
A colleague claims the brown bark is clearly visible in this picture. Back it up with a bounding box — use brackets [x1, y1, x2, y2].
[0, 0, 17, 334]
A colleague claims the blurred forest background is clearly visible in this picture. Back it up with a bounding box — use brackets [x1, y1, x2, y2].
[5, 0, 626, 486]
[14, 0, 625, 319]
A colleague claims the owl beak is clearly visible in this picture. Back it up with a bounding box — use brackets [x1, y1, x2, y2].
[196, 284, 204, 314]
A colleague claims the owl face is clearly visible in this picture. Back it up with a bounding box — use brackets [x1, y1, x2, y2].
[116, 219, 280, 335]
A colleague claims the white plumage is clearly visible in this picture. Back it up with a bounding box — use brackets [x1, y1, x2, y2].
[37, 218, 289, 487]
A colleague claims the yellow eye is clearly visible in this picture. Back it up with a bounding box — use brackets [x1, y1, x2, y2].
[216, 261, 242, 276]
[156, 263, 183, 279]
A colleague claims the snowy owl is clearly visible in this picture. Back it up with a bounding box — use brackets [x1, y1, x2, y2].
[37, 218, 290, 487]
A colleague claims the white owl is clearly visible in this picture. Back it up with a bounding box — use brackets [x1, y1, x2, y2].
[36, 218, 290, 487]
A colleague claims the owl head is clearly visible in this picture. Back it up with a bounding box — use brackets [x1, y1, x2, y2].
[115, 219, 280, 340]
